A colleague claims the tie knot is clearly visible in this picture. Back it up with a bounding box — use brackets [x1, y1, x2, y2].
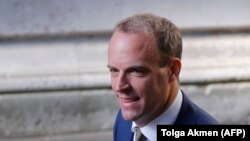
[135, 127, 146, 141]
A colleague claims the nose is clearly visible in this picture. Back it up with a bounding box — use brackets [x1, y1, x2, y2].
[114, 73, 130, 92]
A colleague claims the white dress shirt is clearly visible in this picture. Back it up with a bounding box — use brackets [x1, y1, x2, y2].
[131, 89, 183, 141]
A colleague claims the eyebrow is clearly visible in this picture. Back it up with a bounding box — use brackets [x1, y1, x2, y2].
[107, 64, 150, 71]
[128, 65, 148, 70]
[107, 64, 115, 69]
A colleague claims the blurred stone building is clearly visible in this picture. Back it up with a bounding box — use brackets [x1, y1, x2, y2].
[0, 0, 250, 140]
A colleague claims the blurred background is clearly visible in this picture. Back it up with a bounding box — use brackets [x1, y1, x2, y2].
[1, 0, 250, 140]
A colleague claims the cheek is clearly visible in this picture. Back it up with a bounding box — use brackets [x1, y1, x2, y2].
[131, 77, 153, 95]
[134, 79, 159, 110]
[142, 73, 166, 98]
[110, 77, 117, 90]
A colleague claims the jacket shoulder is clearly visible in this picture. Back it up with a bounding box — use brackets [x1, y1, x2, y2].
[113, 110, 134, 141]
[175, 92, 219, 124]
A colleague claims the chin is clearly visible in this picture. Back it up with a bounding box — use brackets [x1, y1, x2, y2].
[121, 109, 139, 121]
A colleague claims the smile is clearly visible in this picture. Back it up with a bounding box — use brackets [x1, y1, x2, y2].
[120, 97, 140, 103]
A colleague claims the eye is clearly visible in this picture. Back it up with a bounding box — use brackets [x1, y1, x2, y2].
[132, 69, 144, 74]
[108, 68, 119, 77]
[129, 67, 149, 77]
[109, 68, 116, 72]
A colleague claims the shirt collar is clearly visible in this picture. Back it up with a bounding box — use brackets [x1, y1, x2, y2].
[131, 89, 183, 141]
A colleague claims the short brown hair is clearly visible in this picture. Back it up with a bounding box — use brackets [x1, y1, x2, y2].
[114, 13, 182, 66]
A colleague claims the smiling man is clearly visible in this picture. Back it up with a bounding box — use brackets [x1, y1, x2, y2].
[107, 13, 218, 141]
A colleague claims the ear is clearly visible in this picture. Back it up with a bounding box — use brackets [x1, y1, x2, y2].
[169, 58, 182, 82]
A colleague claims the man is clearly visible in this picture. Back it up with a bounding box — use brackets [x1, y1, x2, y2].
[107, 13, 218, 141]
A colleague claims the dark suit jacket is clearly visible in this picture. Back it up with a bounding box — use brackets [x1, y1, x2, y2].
[113, 92, 218, 141]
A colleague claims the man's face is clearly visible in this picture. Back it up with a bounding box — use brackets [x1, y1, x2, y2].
[108, 31, 171, 126]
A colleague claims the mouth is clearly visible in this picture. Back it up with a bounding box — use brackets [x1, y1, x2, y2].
[120, 97, 140, 103]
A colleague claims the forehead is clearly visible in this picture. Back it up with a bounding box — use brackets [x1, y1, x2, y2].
[109, 31, 152, 51]
[108, 31, 159, 67]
